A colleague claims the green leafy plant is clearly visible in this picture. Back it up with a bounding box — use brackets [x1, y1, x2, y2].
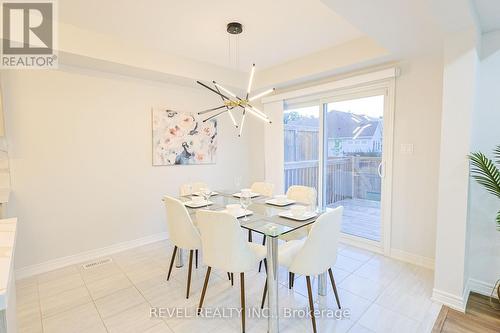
[469, 145, 500, 230]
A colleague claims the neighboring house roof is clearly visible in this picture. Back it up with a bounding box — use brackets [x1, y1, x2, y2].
[285, 110, 382, 139]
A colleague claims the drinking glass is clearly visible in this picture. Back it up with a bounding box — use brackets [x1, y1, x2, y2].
[200, 187, 211, 209]
[186, 183, 193, 196]
[240, 194, 251, 221]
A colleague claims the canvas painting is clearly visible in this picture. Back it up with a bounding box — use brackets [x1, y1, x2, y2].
[152, 109, 217, 165]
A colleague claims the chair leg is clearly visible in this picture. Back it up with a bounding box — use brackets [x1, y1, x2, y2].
[186, 250, 194, 299]
[227, 272, 232, 281]
[231, 273, 234, 286]
[240, 272, 246, 333]
[261, 280, 267, 309]
[197, 266, 211, 315]
[258, 236, 266, 272]
[306, 276, 317, 333]
[167, 246, 177, 281]
[195, 249, 198, 269]
[248, 230, 252, 242]
[289, 272, 295, 289]
[328, 268, 341, 309]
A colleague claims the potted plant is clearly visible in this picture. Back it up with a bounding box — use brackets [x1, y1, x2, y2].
[469, 145, 500, 300]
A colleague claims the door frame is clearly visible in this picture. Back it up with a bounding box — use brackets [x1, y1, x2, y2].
[317, 79, 395, 255]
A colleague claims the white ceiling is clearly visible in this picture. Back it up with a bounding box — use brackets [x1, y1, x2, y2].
[473, 0, 500, 33]
[58, 0, 363, 71]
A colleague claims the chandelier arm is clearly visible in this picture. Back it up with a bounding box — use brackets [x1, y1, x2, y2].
[198, 105, 226, 115]
[246, 103, 270, 119]
[203, 109, 229, 122]
[215, 85, 239, 128]
[196, 81, 231, 101]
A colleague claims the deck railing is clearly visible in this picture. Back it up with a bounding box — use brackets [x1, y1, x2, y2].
[284, 156, 382, 205]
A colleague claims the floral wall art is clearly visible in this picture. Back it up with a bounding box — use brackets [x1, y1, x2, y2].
[152, 109, 217, 165]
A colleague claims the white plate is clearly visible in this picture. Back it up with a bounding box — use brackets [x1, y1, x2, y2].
[265, 198, 296, 207]
[184, 200, 213, 208]
[221, 209, 254, 219]
[233, 192, 260, 198]
[278, 211, 317, 221]
[192, 191, 218, 197]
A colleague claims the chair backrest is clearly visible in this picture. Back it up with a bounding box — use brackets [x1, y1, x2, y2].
[251, 182, 274, 197]
[163, 196, 201, 250]
[179, 182, 209, 196]
[286, 185, 317, 206]
[289, 206, 343, 276]
[196, 210, 258, 273]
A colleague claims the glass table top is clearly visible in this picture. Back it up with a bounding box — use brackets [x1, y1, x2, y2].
[177, 189, 327, 238]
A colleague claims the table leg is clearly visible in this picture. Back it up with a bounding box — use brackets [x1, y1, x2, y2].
[175, 248, 184, 268]
[267, 236, 279, 333]
[318, 271, 327, 296]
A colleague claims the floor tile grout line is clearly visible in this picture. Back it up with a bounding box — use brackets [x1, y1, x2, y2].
[36, 275, 45, 333]
[118, 245, 178, 333]
[79, 264, 110, 333]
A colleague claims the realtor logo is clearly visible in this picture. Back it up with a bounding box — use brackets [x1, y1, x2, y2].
[1, 0, 57, 68]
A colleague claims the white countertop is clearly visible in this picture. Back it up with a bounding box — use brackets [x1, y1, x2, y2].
[0, 218, 17, 310]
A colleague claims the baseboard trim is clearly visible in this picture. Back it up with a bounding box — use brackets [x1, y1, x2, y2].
[468, 278, 499, 299]
[390, 248, 435, 270]
[15, 232, 169, 280]
[432, 288, 469, 312]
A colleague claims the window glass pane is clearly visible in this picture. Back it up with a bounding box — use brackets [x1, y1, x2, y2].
[324, 95, 384, 241]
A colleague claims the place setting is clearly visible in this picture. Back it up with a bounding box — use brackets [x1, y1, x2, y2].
[278, 204, 317, 221]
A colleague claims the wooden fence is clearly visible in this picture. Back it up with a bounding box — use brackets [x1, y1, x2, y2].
[284, 157, 382, 205]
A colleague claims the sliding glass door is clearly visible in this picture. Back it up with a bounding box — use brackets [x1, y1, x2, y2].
[283, 85, 393, 249]
[322, 93, 385, 242]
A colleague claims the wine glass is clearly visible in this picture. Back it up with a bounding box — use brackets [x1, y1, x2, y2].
[201, 187, 211, 209]
[186, 183, 193, 197]
[240, 193, 251, 221]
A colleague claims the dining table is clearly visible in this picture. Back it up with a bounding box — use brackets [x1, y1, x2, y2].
[175, 189, 328, 333]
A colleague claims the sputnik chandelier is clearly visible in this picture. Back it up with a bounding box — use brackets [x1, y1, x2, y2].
[196, 22, 275, 137]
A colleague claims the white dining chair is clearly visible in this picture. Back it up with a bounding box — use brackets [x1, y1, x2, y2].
[279, 185, 318, 244]
[257, 184, 317, 272]
[251, 181, 274, 197]
[179, 182, 209, 196]
[196, 210, 267, 333]
[286, 185, 317, 206]
[248, 182, 274, 243]
[261, 206, 343, 333]
[163, 195, 202, 299]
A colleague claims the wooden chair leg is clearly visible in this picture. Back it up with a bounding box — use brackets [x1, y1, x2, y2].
[261, 280, 267, 309]
[328, 268, 341, 309]
[289, 272, 295, 289]
[195, 249, 198, 269]
[306, 276, 317, 333]
[231, 273, 234, 286]
[186, 250, 194, 299]
[197, 266, 211, 315]
[240, 272, 246, 333]
[258, 236, 266, 272]
[167, 246, 177, 281]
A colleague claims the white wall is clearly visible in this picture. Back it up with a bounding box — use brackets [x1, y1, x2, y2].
[1, 66, 264, 269]
[467, 31, 500, 295]
[390, 52, 443, 262]
[433, 29, 479, 311]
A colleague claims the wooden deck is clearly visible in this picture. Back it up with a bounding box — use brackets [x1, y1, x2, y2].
[329, 198, 381, 241]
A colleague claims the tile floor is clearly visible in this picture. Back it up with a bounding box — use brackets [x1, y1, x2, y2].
[16, 240, 441, 333]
